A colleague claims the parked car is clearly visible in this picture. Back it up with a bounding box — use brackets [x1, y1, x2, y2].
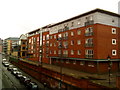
[24, 77, 31, 86]
[7, 65, 14, 71]
[15, 71, 23, 78]
[19, 76, 27, 83]
[11, 67, 18, 74]
[3, 62, 9, 67]
[26, 82, 39, 90]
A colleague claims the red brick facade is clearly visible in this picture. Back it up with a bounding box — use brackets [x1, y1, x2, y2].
[42, 24, 120, 73]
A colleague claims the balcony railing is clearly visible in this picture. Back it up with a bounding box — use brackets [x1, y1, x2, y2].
[58, 45, 62, 48]
[63, 36, 68, 40]
[85, 55, 93, 58]
[85, 20, 94, 26]
[85, 43, 93, 47]
[58, 54, 68, 57]
[85, 32, 93, 36]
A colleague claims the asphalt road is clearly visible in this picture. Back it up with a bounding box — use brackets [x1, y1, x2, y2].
[1, 54, 50, 90]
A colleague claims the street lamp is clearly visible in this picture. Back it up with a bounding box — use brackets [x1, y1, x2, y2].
[107, 55, 111, 86]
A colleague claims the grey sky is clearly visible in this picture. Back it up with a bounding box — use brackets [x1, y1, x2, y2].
[0, 0, 119, 39]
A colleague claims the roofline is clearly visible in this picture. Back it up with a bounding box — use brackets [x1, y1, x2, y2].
[49, 8, 120, 28]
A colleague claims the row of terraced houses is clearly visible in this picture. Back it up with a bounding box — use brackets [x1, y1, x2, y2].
[3, 8, 120, 74]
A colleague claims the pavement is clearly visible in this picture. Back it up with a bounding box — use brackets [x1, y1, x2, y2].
[42, 63, 120, 88]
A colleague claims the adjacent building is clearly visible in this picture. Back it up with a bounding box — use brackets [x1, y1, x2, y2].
[3, 37, 19, 55]
[27, 29, 40, 62]
[0, 38, 3, 53]
[19, 34, 27, 59]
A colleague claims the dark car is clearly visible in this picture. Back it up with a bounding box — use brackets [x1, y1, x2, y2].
[19, 76, 27, 83]
[24, 77, 31, 86]
[11, 68, 18, 74]
[26, 82, 39, 90]
[7, 65, 14, 71]
[3, 62, 9, 67]
[15, 71, 23, 78]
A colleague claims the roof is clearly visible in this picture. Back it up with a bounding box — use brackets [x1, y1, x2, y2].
[28, 8, 120, 33]
[49, 8, 120, 27]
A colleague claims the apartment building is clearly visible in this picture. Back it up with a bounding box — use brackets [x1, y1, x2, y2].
[0, 38, 3, 53]
[41, 9, 120, 73]
[19, 34, 27, 58]
[3, 37, 19, 55]
[27, 29, 40, 62]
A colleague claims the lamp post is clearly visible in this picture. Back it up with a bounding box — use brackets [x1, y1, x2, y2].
[107, 55, 111, 86]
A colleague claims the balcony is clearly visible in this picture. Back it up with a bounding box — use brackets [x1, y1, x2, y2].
[85, 55, 93, 58]
[63, 26, 69, 31]
[85, 32, 93, 36]
[58, 54, 68, 57]
[46, 43, 49, 47]
[58, 45, 62, 48]
[85, 43, 93, 47]
[85, 20, 94, 26]
[63, 36, 68, 40]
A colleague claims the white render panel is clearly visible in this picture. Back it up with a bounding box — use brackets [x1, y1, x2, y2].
[95, 12, 119, 27]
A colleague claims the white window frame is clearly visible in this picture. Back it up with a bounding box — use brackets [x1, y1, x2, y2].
[77, 40, 81, 45]
[71, 50, 74, 55]
[112, 28, 116, 34]
[77, 50, 81, 55]
[112, 50, 117, 56]
[112, 39, 116, 45]
[71, 31, 74, 36]
[77, 30, 81, 35]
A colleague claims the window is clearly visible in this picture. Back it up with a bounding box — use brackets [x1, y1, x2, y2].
[80, 61, 85, 66]
[50, 36, 52, 39]
[77, 30, 81, 35]
[63, 41, 68, 48]
[37, 37, 39, 41]
[43, 36, 45, 40]
[85, 27, 93, 36]
[54, 50, 56, 54]
[112, 39, 116, 45]
[50, 50, 52, 54]
[46, 35, 49, 40]
[66, 60, 70, 64]
[71, 50, 74, 55]
[71, 22, 74, 27]
[77, 40, 81, 45]
[112, 28, 116, 34]
[58, 50, 61, 54]
[88, 62, 94, 67]
[71, 31, 74, 36]
[112, 50, 117, 56]
[77, 50, 81, 55]
[54, 35, 56, 39]
[85, 38, 93, 47]
[54, 43, 56, 47]
[78, 19, 81, 25]
[85, 49, 93, 58]
[71, 40, 74, 45]
[29, 39, 31, 43]
[50, 43, 52, 47]
[73, 60, 76, 64]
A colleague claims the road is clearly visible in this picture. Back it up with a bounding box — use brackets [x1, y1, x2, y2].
[1, 53, 50, 90]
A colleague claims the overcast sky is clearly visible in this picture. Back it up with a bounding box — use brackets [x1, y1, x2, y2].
[0, 0, 120, 39]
